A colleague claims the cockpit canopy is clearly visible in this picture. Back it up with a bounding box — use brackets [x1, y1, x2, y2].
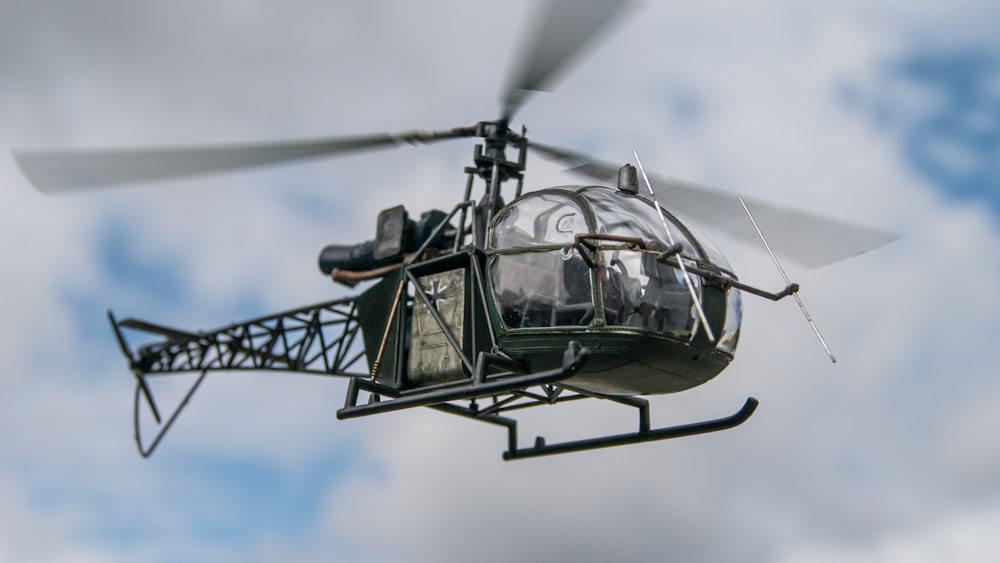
[488, 186, 741, 353]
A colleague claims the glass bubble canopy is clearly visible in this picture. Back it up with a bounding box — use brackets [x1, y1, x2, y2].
[488, 186, 741, 353]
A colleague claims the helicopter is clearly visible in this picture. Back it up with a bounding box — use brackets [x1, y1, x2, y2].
[13, 0, 898, 461]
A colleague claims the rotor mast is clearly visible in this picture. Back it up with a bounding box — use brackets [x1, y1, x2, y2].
[462, 120, 527, 245]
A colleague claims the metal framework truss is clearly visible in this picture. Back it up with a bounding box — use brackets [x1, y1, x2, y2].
[111, 297, 366, 378]
[110, 298, 367, 457]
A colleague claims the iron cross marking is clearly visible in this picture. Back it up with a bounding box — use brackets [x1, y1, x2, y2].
[427, 278, 449, 311]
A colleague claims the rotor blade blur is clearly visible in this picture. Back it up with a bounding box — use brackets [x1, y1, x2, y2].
[14, 128, 474, 193]
[501, 0, 634, 121]
[530, 141, 901, 269]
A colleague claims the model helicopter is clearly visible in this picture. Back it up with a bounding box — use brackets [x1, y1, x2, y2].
[14, 0, 897, 460]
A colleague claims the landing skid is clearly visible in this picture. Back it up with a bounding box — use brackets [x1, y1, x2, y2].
[502, 396, 757, 460]
[339, 341, 757, 461]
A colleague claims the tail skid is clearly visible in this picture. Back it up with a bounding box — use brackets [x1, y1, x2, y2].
[132, 370, 207, 458]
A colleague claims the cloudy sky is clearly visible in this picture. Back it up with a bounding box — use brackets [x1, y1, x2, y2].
[3, 0, 1000, 561]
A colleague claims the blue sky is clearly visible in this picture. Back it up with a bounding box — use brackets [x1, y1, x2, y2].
[859, 47, 1000, 214]
[3, 1, 1000, 562]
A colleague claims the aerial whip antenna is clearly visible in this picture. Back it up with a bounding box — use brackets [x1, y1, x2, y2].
[633, 151, 716, 342]
[739, 196, 837, 363]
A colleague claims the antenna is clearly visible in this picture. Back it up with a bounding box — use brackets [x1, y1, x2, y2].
[633, 151, 716, 342]
[739, 196, 837, 363]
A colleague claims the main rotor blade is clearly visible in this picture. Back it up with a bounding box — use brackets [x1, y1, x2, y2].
[501, 0, 634, 121]
[15, 128, 475, 193]
[530, 142, 901, 269]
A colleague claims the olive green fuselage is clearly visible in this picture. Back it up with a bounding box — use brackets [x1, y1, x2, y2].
[495, 328, 731, 395]
[358, 245, 735, 397]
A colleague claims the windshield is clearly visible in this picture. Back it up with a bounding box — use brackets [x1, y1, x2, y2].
[489, 186, 738, 346]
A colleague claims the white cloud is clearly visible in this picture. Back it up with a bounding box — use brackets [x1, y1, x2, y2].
[0, 477, 117, 563]
[778, 503, 1000, 563]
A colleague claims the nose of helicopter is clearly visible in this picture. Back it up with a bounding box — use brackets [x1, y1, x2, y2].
[485, 184, 744, 394]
